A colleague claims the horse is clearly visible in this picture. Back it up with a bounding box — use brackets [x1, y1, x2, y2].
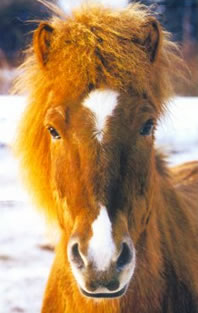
[14, 2, 198, 313]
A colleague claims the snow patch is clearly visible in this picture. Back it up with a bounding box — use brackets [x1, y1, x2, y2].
[156, 97, 198, 165]
[0, 95, 26, 145]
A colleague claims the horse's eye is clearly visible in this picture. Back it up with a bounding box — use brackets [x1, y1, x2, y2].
[47, 126, 61, 139]
[139, 119, 154, 136]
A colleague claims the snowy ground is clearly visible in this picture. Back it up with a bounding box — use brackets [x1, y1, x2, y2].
[156, 97, 198, 165]
[0, 96, 54, 313]
[0, 95, 197, 313]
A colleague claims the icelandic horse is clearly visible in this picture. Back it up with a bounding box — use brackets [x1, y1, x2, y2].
[14, 2, 198, 313]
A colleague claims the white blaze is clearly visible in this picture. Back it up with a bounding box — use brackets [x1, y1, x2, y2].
[88, 206, 116, 271]
[83, 89, 119, 141]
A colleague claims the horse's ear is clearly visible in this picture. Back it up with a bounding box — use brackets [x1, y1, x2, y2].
[142, 17, 160, 63]
[33, 22, 54, 66]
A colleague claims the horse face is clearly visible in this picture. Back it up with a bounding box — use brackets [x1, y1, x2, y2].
[44, 89, 156, 298]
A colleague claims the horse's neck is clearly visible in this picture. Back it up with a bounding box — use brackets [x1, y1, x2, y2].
[146, 171, 198, 291]
[122, 177, 196, 313]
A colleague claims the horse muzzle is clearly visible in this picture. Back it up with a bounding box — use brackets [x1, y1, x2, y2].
[67, 235, 136, 299]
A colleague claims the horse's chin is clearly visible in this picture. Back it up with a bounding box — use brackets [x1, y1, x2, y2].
[80, 285, 127, 299]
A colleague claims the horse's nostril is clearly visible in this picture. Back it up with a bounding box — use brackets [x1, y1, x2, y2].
[70, 243, 84, 269]
[105, 279, 120, 291]
[88, 281, 98, 292]
[116, 242, 132, 270]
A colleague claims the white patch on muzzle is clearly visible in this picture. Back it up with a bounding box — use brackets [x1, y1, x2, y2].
[83, 89, 119, 142]
[88, 206, 116, 271]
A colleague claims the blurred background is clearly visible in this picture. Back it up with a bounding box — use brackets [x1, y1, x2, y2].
[0, 1, 197, 313]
